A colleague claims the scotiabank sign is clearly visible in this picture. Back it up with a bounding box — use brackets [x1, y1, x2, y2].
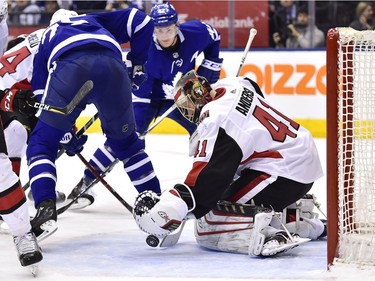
[170, 1, 269, 48]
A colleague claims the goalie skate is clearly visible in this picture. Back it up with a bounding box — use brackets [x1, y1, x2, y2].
[260, 232, 310, 257]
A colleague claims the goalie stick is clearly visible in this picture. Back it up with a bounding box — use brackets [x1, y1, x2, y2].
[27, 80, 93, 115]
[22, 112, 100, 192]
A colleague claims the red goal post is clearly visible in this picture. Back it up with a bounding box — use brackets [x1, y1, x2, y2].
[327, 27, 375, 268]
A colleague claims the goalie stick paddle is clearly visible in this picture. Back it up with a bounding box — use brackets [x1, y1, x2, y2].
[22, 112, 100, 192]
[27, 80, 94, 115]
[146, 220, 187, 248]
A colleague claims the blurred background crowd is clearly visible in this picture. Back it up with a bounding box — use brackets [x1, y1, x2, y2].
[5, 0, 374, 49]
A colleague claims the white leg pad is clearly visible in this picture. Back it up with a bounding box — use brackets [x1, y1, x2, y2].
[248, 212, 273, 256]
[194, 210, 255, 254]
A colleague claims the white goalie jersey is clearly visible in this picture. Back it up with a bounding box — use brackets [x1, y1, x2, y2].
[185, 76, 323, 192]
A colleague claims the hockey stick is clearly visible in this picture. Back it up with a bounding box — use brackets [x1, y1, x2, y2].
[236, 28, 257, 77]
[27, 80, 94, 115]
[57, 158, 119, 215]
[140, 104, 177, 138]
[23, 112, 100, 192]
[76, 153, 133, 213]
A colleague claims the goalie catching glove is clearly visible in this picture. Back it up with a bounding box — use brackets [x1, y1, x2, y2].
[133, 184, 195, 237]
[196, 57, 223, 84]
[0, 88, 38, 116]
[60, 126, 88, 156]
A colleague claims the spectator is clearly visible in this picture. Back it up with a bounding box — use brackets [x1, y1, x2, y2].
[9, 0, 41, 25]
[72, 0, 106, 11]
[270, 0, 300, 48]
[285, 7, 325, 48]
[105, 0, 132, 11]
[349, 1, 374, 31]
[39, 0, 60, 24]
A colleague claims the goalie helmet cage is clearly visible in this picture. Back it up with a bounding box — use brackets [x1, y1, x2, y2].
[327, 27, 375, 268]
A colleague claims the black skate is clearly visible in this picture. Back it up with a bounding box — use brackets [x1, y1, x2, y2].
[31, 199, 58, 242]
[28, 190, 66, 204]
[67, 179, 95, 210]
[13, 231, 43, 267]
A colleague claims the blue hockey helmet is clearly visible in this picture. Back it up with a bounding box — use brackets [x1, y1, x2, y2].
[150, 2, 178, 27]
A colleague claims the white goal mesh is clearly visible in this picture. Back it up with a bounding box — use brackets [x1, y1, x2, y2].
[327, 27, 375, 266]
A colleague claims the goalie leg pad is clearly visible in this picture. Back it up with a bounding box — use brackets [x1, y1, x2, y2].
[248, 212, 273, 256]
[285, 217, 325, 240]
[194, 210, 254, 254]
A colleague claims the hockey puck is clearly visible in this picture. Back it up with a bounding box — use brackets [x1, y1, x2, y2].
[146, 235, 159, 247]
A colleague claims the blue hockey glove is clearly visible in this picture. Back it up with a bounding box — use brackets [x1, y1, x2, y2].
[60, 127, 88, 156]
[196, 57, 223, 84]
[128, 65, 147, 90]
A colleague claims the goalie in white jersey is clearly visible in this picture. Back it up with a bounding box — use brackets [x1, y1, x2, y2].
[133, 70, 324, 257]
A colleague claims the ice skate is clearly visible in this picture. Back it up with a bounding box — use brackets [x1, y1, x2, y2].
[31, 199, 58, 242]
[260, 232, 310, 257]
[67, 178, 95, 210]
[13, 231, 43, 269]
[28, 190, 66, 204]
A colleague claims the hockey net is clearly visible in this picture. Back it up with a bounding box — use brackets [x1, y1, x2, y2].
[327, 27, 375, 268]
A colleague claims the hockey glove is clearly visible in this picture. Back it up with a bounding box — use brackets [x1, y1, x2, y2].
[127, 65, 148, 90]
[133, 189, 188, 237]
[60, 127, 88, 156]
[0, 89, 38, 117]
[196, 57, 223, 84]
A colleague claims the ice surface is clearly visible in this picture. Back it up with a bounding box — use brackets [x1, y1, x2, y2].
[1, 134, 374, 280]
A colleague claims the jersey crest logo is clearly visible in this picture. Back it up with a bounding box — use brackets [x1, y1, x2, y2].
[199, 110, 210, 122]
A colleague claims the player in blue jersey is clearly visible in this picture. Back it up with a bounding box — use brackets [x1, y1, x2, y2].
[66, 2, 223, 210]
[26, 8, 161, 241]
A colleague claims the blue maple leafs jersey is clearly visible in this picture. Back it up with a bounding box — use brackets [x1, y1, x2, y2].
[133, 20, 221, 100]
[32, 8, 153, 92]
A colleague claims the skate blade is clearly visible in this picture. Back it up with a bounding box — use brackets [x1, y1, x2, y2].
[28, 264, 39, 277]
[37, 220, 58, 242]
[67, 198, 93, 210]
[261, 237, 311, 256]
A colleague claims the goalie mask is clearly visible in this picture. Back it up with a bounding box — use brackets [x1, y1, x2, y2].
[174, 70, 213, 124]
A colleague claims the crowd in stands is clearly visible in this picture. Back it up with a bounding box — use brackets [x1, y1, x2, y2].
[5, 0, 375, 48]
